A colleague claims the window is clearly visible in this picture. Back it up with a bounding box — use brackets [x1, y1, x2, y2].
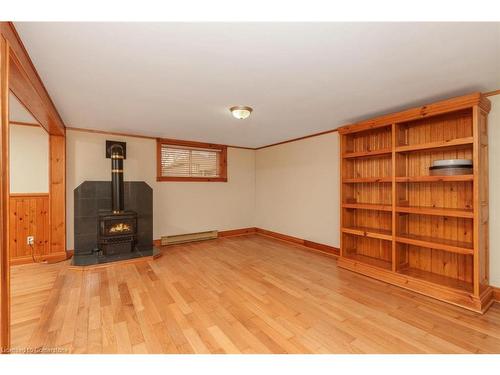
[156, 138, 227, 182]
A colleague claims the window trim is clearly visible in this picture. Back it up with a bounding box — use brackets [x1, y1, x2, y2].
[156, 138, 228, 182]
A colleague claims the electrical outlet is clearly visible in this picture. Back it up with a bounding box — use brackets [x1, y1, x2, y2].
[27, 236, 34, 245]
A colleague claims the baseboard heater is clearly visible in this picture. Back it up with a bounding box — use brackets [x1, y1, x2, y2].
[160, 230, 218, 246]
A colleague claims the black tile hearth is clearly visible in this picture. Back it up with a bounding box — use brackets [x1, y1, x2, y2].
[72, 246, 160, 266]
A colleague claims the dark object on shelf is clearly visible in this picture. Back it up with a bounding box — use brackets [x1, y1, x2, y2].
[432, 159, 472, 167]
[429, 159, 473, 176]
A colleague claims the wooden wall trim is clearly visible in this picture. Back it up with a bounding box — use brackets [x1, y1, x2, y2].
[255, 228, 340, 257]
[66, 126, 157, 140]
[9, 251, 67, 266]
[484, 89, 500, 97]
[255, 227, 303, 244]
[9, 121, 40, 128]
[493, 286, 500, 302]
[255, 128, 339, 150]
[157, 137, 228, 150]
[0, 22, 65, 135]
[0, 34, 10, 351]
[49, 135, 66, 255]
[10, 192, 48, 197]
[66, 127, 254, 150]
[152, 228, 258, 245]
[218, 227, 257, 237]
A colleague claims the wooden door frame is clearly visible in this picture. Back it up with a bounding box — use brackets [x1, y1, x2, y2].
[0, 32, 10, 353]
[0, 22, 66, 352]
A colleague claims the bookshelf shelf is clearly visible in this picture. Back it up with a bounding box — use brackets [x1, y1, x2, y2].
[395, 137, 473, 153]
[343, 177, 392, 183]
[342, 226, 393, 241]
[398, 267, 473, 294]
[342, 148, 392, 159]
[344, 253, 392, 271]
[395, 234, 473, 255]
[395, 206, 474, 218]
[342, 203, 392, 212]
[395, 175, 473, 183]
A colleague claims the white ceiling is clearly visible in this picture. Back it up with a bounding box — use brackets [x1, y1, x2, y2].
[14, 22, 500, 148]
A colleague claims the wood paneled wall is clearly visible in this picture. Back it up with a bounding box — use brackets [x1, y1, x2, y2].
[9, 194, 49, 265]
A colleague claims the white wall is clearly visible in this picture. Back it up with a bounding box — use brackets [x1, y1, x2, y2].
[255, 132, 340, 247]
[9, 124, 49, 193]
[66, 130, 255, 250]
[488, 94, 500, 287]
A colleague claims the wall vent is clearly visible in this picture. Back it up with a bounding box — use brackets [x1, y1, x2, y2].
[160, 230, 218, 246]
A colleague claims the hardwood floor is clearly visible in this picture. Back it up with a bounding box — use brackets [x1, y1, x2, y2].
[10, 261, 64, 351]
[10, 234, 500, 353]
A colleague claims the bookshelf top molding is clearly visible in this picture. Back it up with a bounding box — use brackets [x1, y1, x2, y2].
[337, 92, 491, 135]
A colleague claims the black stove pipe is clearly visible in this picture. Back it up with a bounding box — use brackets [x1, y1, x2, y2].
[110, 144, 124, 213]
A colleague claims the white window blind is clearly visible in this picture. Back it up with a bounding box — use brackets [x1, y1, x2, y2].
[160, 144, 221, 178]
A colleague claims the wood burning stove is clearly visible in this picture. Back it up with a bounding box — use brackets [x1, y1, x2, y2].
[98, 211, 137, 256]
[97, 143, 138, 256]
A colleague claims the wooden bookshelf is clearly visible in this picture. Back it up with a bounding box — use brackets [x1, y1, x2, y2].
[338, 92, 493, 313]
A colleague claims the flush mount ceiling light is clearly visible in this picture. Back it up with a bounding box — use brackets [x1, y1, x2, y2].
[230, 106, 253, 120]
